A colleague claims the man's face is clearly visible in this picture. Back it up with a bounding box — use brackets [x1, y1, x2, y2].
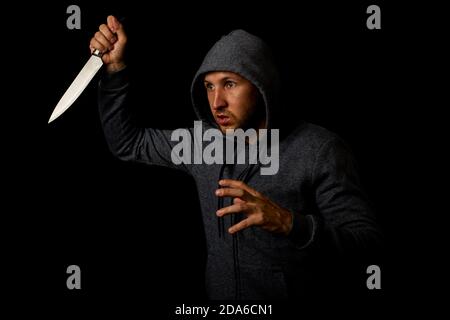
[204, 71, 264, 132]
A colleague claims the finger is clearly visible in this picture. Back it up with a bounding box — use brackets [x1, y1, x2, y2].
[90, 37, 108, 53]
[107, 15, 126, 39]
[234, 198, 245, 204]
[219, 179, 261, 197]
[229, 216, 257, 234]
[99, 24, 117, 44]
[107, 15, 118, 32]
[215, 187, 249, 200]
[216, 202, 249, 217]
[94, 31, 113, 51]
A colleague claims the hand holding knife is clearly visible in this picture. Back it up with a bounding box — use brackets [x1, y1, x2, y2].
[48, 15, 127, 123]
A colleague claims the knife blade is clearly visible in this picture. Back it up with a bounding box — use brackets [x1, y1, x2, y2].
[48, 49, 103, 123]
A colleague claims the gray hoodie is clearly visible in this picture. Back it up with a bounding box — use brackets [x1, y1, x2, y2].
[98, 30, 382, 300]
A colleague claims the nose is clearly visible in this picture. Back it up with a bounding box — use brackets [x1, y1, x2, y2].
[211, 88, 227, 110]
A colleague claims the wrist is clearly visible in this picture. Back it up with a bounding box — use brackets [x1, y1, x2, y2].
[281, 209, 294, 236]
[106, 62, 127, 74]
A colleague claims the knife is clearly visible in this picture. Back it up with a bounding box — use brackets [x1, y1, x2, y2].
[48, 49, 103, 123]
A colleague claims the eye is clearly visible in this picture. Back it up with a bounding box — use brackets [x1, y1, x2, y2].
[225, 81, 236, 89]
[204, 82, 214, 90]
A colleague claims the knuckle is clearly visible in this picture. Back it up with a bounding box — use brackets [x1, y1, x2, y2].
[238, 203, 247, 211]
[256, 215, 265, 225]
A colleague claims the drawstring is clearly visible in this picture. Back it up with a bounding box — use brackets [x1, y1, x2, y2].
[217, 163, 227, 238]
[216, 163, 256, 238]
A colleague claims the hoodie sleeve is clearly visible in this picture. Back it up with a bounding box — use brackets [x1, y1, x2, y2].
[98, 68, 190, 174]
[290, 137, 383, 256]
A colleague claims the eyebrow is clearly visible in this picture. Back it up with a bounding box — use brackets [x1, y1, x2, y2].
[204, 76, 239, 83]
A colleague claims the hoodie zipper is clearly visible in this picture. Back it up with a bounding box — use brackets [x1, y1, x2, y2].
[217, 162, 256, 300]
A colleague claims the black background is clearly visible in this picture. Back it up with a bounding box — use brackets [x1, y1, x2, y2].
[3, 0, 441, 318]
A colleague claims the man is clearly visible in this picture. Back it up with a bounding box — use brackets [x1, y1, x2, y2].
[91, 16, 382, 300]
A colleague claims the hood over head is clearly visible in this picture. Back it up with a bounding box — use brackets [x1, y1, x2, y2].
[191, 29, 280, 130]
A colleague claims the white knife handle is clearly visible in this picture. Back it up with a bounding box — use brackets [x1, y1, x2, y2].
[92, 49, 103, 57]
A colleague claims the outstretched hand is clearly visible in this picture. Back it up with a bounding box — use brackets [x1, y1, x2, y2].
[216, 179, 294, 235]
